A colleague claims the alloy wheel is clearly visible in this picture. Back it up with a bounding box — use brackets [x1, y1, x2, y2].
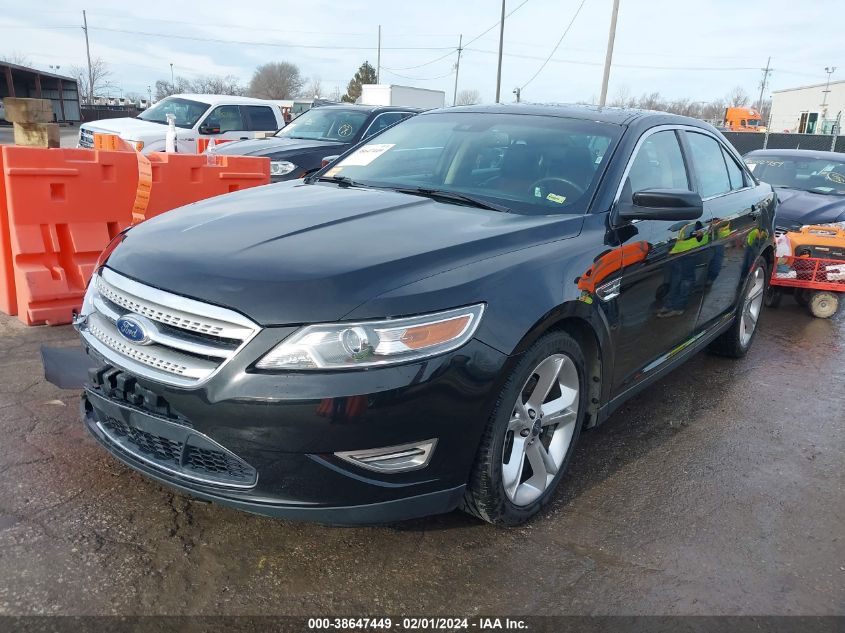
[501, 353, 579, 506]
[740, 265, 765, 347]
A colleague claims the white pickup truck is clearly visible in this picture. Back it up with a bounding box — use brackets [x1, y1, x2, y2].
[78, 94, 285, 154]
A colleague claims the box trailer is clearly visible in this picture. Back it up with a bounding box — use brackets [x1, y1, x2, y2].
[360, 84, 446, 109]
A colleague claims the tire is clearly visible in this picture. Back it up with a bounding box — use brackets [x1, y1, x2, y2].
[709, 255, 768, 358]
[764, 286, 782, 308]
[461, 331, 587, 526]
[795, 288, 811, 306]
[809, 291, 839, 318]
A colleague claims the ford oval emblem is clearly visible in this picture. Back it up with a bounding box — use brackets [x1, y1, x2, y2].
[116, 314, 152, 345]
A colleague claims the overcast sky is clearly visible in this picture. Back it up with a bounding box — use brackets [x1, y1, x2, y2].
[1, 0, 840, 105]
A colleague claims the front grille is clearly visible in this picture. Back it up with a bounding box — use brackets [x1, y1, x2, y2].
[86, 389, 257, 488]
[79, 127, 94, 148]
[78, 268, 260, 387]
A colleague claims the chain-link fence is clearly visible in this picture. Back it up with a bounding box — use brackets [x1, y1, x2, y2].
[722, 131, 841, 156]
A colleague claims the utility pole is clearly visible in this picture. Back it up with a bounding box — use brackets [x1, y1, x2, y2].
[598, 0, 620, 107]
[513, 87, 521, 102]
[495, 0, 506, 103]
[376, 25, 381, 84]
[452, 34, 463, 106]
[170, 63, 174, 84]
[82, 10, 94, 105]
[757, 56, 772, 112]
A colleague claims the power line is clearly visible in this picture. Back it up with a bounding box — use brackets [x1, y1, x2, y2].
[384, 0, 530, 73]
[87, 26, 456, 51]
[380, 67, 455, 81]
[519, 0, 588, 91]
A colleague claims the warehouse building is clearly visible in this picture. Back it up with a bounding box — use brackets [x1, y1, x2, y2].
[769, 79, 844, 135]
[1, 61, 80, 123]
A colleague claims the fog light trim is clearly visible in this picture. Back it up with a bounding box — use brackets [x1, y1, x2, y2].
[335, 439, 437, 473]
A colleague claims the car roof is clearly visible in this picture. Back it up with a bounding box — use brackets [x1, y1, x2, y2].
[744, 148, 845, 161]
[421, 103, 713, 128]
[313, 104, 423, 114]
[166, 94, 282, 106]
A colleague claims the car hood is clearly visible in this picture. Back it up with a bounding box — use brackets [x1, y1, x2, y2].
[212, 136, 344, 158]
[82, 117, 168, 138]
[775, 188, 845, 229]
[106, 182, 583, 325]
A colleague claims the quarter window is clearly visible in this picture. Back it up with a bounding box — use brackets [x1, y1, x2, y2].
[686, 132, 731, 198]
[626, 130, 690, 194]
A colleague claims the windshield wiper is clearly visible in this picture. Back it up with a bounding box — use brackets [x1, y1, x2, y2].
[391, 187, 511, 213]
[312, 175, 362, 187]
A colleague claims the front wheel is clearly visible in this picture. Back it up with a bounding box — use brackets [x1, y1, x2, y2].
[462, 331, 587, 526]
[709, 256, 768, 358]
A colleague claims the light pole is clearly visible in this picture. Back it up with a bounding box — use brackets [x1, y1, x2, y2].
[513, 87, 521, 103]
[822, 66, 836, 109]
[170, 63, 174, 85]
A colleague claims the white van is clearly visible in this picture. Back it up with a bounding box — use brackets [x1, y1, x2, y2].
[78, 94, 285, 154]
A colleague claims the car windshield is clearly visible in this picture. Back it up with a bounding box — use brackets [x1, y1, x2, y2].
[275, 108, 369, 141]
[320, 111, 621, 215]
[745, 155, 845, 195]
[137, 97, 210, 129]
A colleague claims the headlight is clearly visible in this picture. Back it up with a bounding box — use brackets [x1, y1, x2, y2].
[255, 304, 485, 370]
[270, 160, 297, 176]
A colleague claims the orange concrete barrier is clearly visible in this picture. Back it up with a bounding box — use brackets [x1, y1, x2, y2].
[1, 146, 137, 325]
[142, 153, 270, 222]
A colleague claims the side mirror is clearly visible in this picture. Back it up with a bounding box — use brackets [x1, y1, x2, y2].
[199, 124, 221, 135]
[321, 155, 340, 168]
[617, 189, 703, 222]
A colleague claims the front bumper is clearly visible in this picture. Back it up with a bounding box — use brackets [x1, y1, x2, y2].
[78, 338, 508, 524]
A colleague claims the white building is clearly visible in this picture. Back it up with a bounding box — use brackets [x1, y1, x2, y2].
[770, 79, 845, 134]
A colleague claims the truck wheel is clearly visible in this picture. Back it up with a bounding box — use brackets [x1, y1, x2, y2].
[461, 331, 587, 526]
[809, 291, 839, 319]
[709, 256, 767, 358]
[764, 286, 782, 308]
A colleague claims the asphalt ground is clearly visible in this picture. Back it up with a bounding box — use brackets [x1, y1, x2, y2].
[0, 124, 80, 148]
[0, 296, 842, 618]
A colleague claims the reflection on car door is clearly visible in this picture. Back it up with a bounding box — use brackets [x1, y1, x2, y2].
[682, 131, 760, 328]
[611, 129, 710, 394]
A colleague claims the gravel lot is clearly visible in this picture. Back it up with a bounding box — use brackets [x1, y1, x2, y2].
[0, 301, 842, 616]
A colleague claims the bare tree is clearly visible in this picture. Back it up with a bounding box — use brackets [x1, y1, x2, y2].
[608, 85, 634, 108]
[455, 89, 481, 105]
[300, 77, 323, 99]
[248, 62, 304, 100]
[0, 52, 33, 67]
[154, 75, 243, 100]
[69, 57, 111, 104]
[726, 86, 750, 107]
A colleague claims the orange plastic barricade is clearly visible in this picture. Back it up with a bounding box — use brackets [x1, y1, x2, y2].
[141, 153, 270, 222]
[0, 149, 15, 316]
[1, 146, 137, 325]
[196, 138, 236, 153]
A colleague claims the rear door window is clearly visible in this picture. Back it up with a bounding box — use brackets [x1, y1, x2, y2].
[722, 147, 746, 190]
[244, 106, 278, 131]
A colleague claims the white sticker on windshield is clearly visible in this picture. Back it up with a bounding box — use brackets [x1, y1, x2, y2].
[340, 143, 395, 166]
[746, 163, 757, 172]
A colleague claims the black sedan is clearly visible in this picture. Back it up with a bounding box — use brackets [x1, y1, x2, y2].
[744, 149, 845, 230]
[75, 105, 775, 525]
[211, 104, 420, 181]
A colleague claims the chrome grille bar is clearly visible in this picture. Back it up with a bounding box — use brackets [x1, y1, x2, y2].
[78, 269, 261, 387]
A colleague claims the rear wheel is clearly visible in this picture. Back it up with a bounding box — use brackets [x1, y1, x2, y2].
[809, 291, 839, 318]
[462, 331, 587, 526]
[709, 256, 767, 358]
